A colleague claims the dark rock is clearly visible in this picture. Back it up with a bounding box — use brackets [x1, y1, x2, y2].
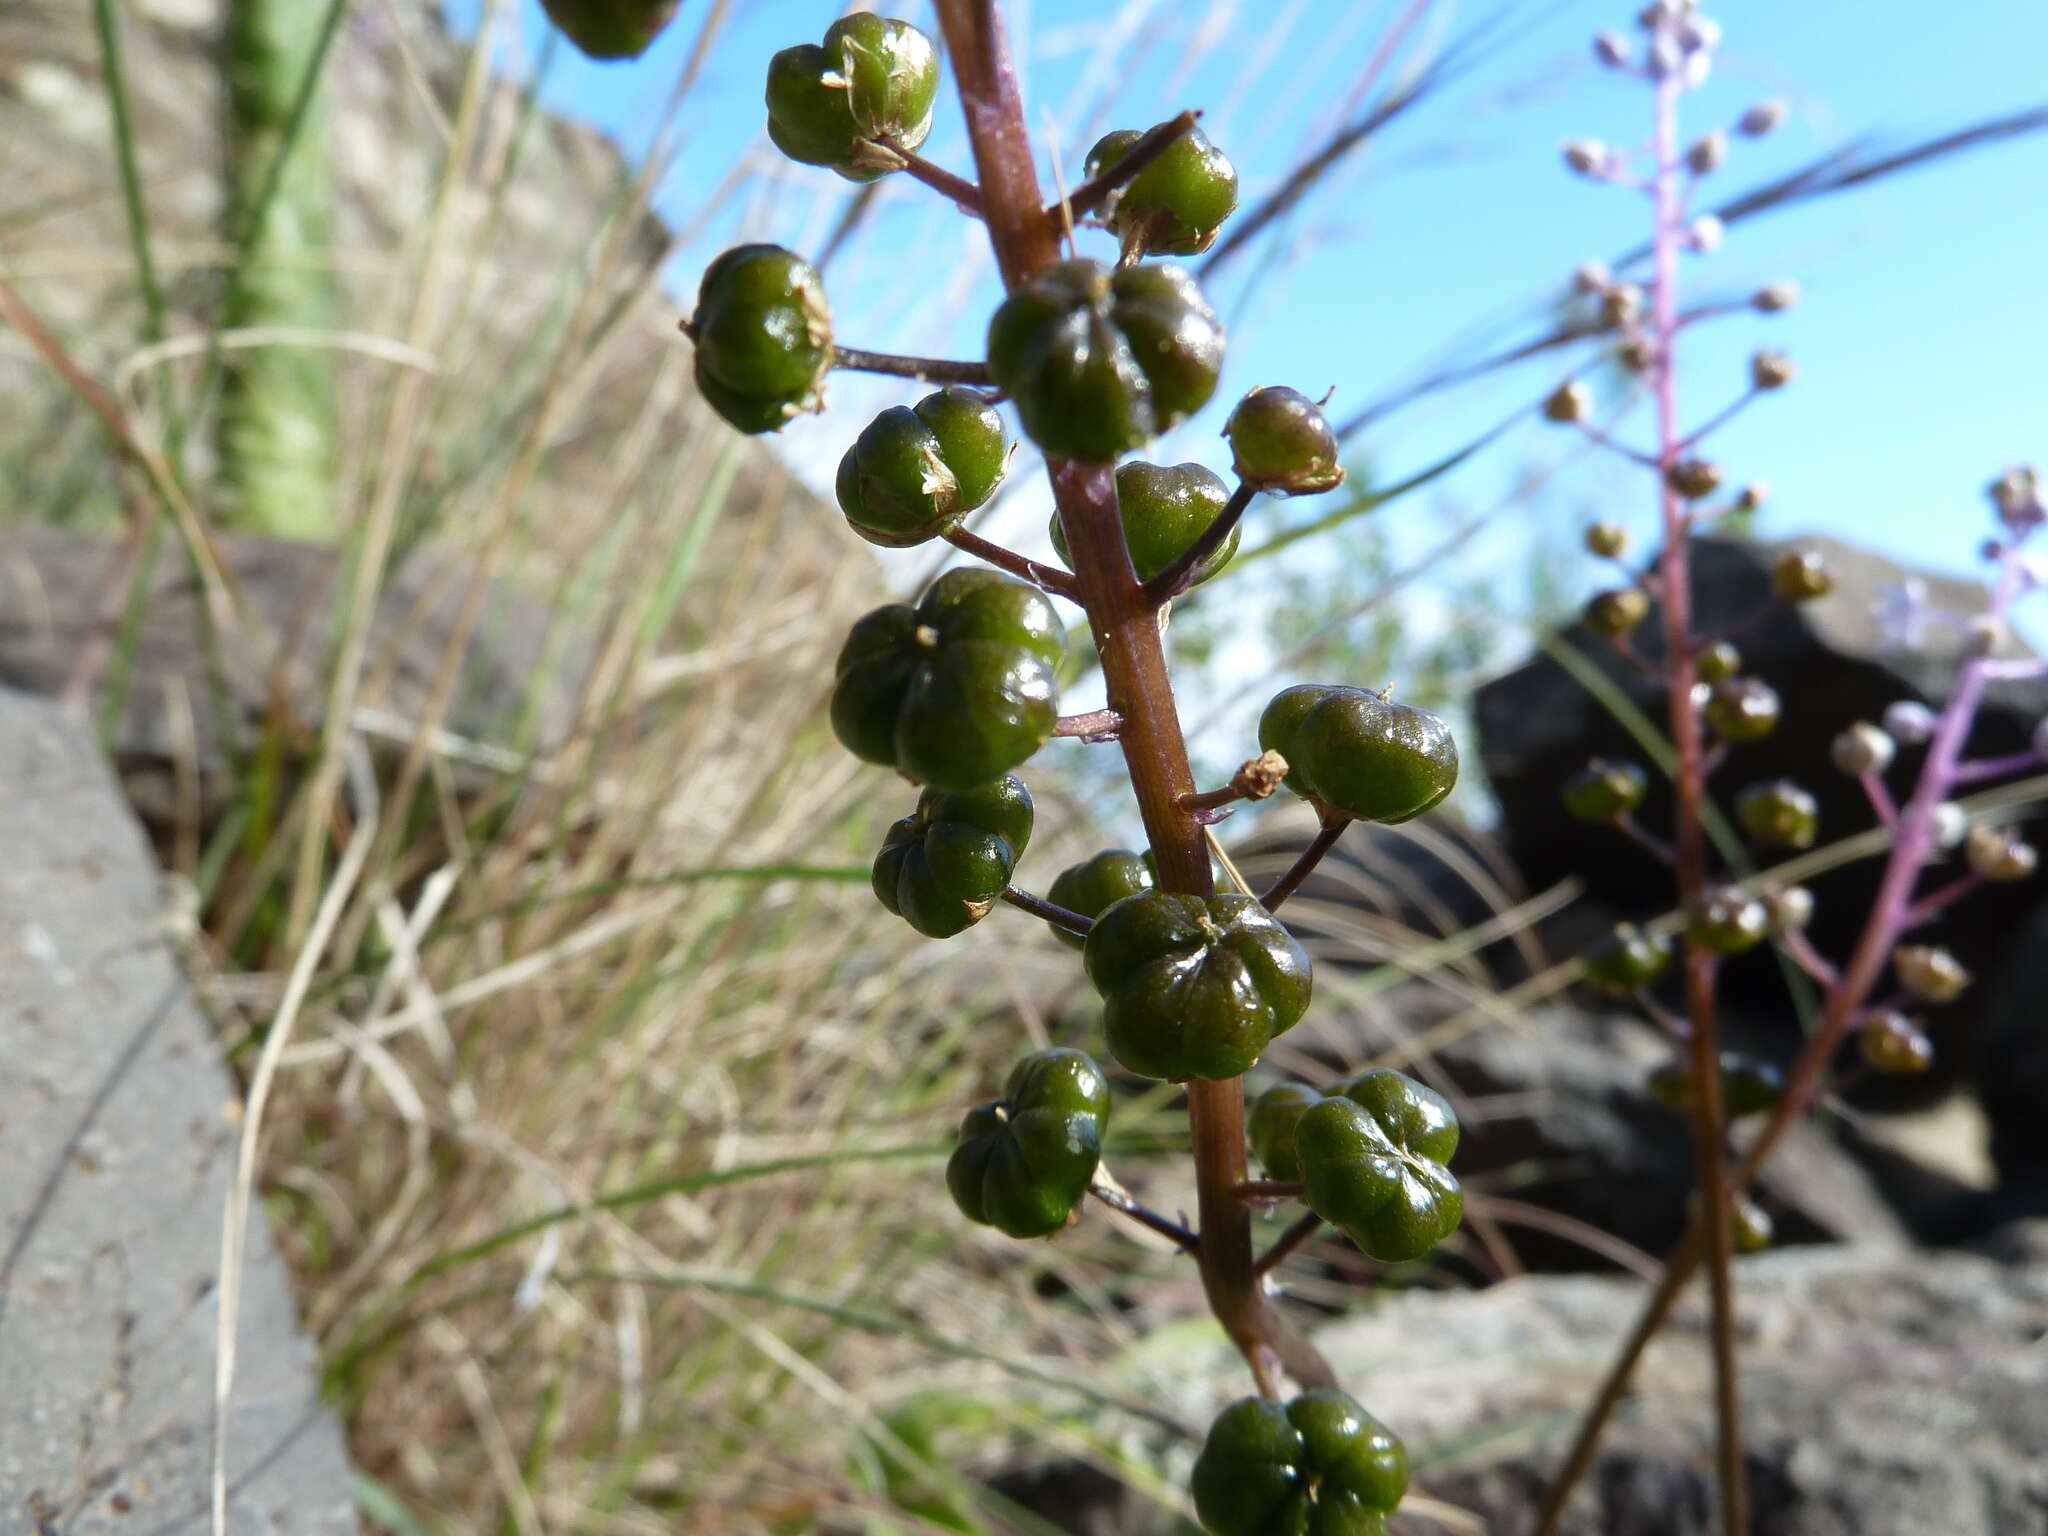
[0, 686, 356, 1533]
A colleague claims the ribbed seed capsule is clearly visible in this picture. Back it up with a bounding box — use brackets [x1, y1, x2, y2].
[1858, 1010, 1934, 1076]
[687, 244, 832, 434]
[1772, 547, 1834, 601]
[1224, 387, 1344, 496]
[1084, 122, 1239, 257]
[1687, 889, 1769, 954]
[1735, 779, 1819, 849]
[1705, 677, 1781, 743]
[765, 14, 939, 182]
[1697, 640, 1741, 682]
[1583, 923, 1672, 994]
[1049, 461, 1239, 585]
[540, 0, 680, 60]
[836, 389, 1007, 547]
[1893, 944, 1970, 1004]
[1585, 587, 1651, 638]
[1563, 758, 1649, 822]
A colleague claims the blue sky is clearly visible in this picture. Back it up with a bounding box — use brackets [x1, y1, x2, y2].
[444, 0, 2048, 591]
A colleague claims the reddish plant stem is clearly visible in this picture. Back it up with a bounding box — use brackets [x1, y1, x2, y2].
[999, 886, 1092, 936]
[1052, 707, 1123, 738]
[1261, 815, 1347, 913]
[1254, 1211, 1326, 1276]
[944, 526, 1079, 598]
[830, 345, 994, 386]
[933, 0, 1332, 1398]
[877, 136, 985, 213]
[1649, 40, 1746, 1536]
[1088, 1182, 1200, 1253]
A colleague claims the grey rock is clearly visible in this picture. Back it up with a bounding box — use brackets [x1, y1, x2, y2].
[0, 687, 356, 1534]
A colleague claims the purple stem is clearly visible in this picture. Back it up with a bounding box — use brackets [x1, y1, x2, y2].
[1951, 749, 2043, 784]
[1859, 770, 1898, 826]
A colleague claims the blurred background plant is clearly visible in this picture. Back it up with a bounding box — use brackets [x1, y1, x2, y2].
[4, 0, 2046, 1532]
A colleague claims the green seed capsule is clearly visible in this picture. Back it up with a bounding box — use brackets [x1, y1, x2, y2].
[765, 14, 939, 182]
[1049, 461, 1239, 585]
[946, 1048, 1110, 1238]
[1562, 758, 1649, 822]
[1667, 457, 1725, 500]
[871, 776, 1033, 939]
[1191, 1391, 1408, 1536]
[1732, 1196, 1775, 1254]
[1084, 123, 1239, 257]
[1248, 1082, 1322, 1182]
[1893, 944, 1971, 1004]
[539, 0, 679, 60]
[1705, 677, 1781, 743]
[1224, 386, 1345, 496]
[1043, 848, 1155, 950]
[1083, 891, 1312, 1081]
[837, 388, 1007, 547]
[1296, 1069, 1462, 1263]
[1583, 922, 1672, 994]
[1257, 684, 1458, 824]
[1735, 779, 1820, 849]
[1858, 1009, 1934, 1075]
[986, 259, 1224, 459]
[687, 244, 832, 434]
[1687, 889, 1770, 954]
[1696, 639, 1742, 682]
[830, 567, 1065, 791]
[1584, 520, 1629, 558]
[1585, 586, 1651, 637]
[1772, 547, 1834, 602]
[1646, 1052, 1785, 1119]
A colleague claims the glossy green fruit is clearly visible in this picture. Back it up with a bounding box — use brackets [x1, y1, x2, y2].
[986, 259, 1224, 459]
[1049, 461, 1239, 586]
[1191, 1391, 1408, 1536]
[1697, 639, 1742, 682]
[1249, 1081, 1322, 1181]
[1732, 1196, 1774, 1254]
[1894, 944, 1971, 1003]
[1563, 758, 1649, 822]
[1084, 123, 1239, 257]
[946, 1048, 1110, 1238]
[1583, 922, 1672, 995]
[831, 568, 1064, 791]
[1083, 892, 1312, 1081]
[1705, 677, 1781, 743]
[1772, 547, 1834, 601]
[1225, 386, 1344, 496]
[1295, 1069, 1462, 1263]
[1585, 586, 1650, 637]
[1258, 684, 1458, 824]
[688, 244, 831, 434]
[765, 14, 939, 181]
[837, 389, 1008, 547]
[872, 776, 1033, 938]
[1044, 848, 1155, 950]
[1735, 779, 1819, 849]
[1687, 889, 1769, 954]
[1646, 1051, 1785, 1119]
[540, 0, 678, 60]
[1858, 1009, 1934, 1075]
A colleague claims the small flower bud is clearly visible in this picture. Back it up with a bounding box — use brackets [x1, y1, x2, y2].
[1686, 130, 1728, 175]
[1543, 381, 1594, 424]
[1859, 1009, 1934, 1076]
[1563, 758, 1651, 822]
[1615, 333, 1656, 373]
[1687, 214, 1725, 253]
[1585, 521, 1630, 558]
[1895, 944, 1970, 1003]
[1738, 100, 1788, 137]
[1697, 639, 1741, 682]
[1882, 700, 1938, 744]
[1966, 824, 2038, 882]
[1647, 1053, 1784, 1119]
[1687, 888, 1769, 954]
[1601, 284, 1645, 327]
[1732, 1196, 1774, 1254]
[1563, 138, 1611, 177]
[1753, 280, 1802, 313]
[1586, 586, 1652, 637]
[1831, 722, 1897, 776]
[1594, 29, 1632, 67]
[1933, 802, 1970, 850]
[1735, 481, 1769, 512]
[1763, 883, 1814, 933]
[1965, 614, 2005, 658]
[1706, 676, 1781, 742]
[1573, 260, 1614, 294]
[1735, 779, 1819, 849]
[1750, 349, 1796, 390]
[1772, 547, 1834, 601]
[1224, 386, 1344, 496]
[1988, 466, 2044, 530]
[1667, 458, 1725, 500]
